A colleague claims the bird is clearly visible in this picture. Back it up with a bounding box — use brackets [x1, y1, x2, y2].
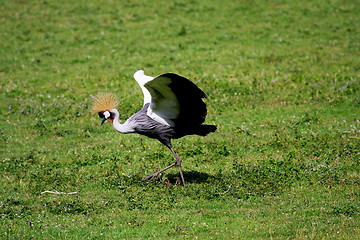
[91, 70, 217, 187]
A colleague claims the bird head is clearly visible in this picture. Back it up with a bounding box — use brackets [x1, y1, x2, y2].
[98, 110, 115, 125]
[91, 92, 118, 126]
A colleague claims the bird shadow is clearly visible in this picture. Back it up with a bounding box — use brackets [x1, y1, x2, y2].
[165, 170, 211, 184]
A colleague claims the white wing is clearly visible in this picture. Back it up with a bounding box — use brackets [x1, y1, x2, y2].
[133, 70, 153, 105]
[134, 70, 180, 127]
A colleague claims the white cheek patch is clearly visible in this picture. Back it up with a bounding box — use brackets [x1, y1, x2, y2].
[104, 111, 111, 118]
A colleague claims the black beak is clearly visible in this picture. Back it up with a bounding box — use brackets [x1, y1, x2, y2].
[100, 117, 107, 126]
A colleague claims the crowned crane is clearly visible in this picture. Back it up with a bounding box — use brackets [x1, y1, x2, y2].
[91, 70, 217, 187]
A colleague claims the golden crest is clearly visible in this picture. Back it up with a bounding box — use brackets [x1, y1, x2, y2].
[91, 92, 118, 114]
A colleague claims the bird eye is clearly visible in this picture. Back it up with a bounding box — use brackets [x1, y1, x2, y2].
[98, 112, 105, 118]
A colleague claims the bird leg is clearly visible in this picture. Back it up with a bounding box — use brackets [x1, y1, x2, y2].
[140, 147, 186, 187]
[169, 147, 186, 187]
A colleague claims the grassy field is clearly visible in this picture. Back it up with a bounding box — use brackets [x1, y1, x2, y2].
[1, 0, 359, 239]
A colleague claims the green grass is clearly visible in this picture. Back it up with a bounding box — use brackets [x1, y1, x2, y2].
[1, 0, 359, 239]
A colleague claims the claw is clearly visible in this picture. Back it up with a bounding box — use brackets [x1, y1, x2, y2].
[140, 173, 160, 182]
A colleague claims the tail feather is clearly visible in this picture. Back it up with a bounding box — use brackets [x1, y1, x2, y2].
[195, 125, 217, 136]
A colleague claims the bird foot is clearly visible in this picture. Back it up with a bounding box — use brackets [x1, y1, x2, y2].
[140, 173, 161, 182]
[140, 162, 177, 183]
